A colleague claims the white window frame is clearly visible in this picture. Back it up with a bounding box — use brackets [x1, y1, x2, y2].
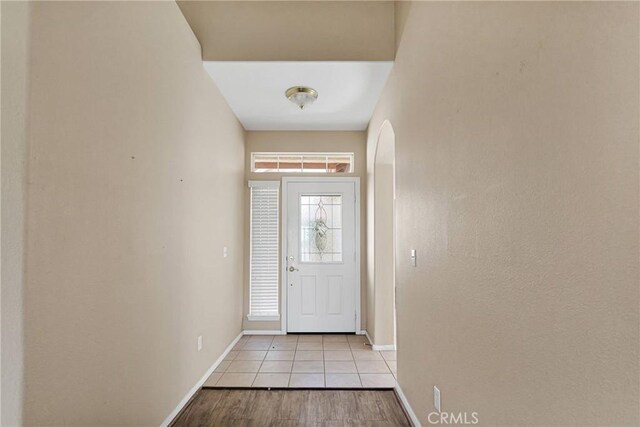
[247, 180, 281, 321]
[251, 152, 355, 174]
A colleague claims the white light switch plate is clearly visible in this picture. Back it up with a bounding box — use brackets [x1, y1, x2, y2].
[434, 386, 441, 412]
[197, 336, 203, 352]
[223, 246, 228, 258]
[410, 249, 417, 267]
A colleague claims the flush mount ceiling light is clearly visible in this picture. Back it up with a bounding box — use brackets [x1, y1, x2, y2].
[285, 86, 318, 110]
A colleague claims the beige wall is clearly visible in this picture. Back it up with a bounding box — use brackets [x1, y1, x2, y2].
[244, 131, 367, 331]
[368, 2, 639, 425]
[1, 2, 32, 425]
[177, 1, 395, 61]
[21, 2, 245, 425]
[367, 121, 396, 347]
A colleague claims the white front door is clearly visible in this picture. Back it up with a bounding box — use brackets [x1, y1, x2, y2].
[285, 179, 359, 333]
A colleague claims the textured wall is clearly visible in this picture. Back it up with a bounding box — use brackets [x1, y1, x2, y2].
[1, 2, 31, 425]
[368, 2, 639, 425]
[22, 2, 245, 425]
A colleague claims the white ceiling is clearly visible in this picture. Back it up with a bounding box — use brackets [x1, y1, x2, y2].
[203, 61, 393, 131]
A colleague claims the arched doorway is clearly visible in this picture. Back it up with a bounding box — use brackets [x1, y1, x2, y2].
[370, 120, 396, 348]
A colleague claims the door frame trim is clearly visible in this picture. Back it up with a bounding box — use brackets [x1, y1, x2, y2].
[281, 176, 361, 335]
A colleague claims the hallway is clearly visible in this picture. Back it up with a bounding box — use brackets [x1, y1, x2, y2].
[2, 1, 638, 426]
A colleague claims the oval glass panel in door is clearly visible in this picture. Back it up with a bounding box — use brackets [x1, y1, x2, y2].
[300, 194, 342, 262]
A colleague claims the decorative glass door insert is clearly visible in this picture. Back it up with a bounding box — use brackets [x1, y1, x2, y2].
[300, 195, 342, 262]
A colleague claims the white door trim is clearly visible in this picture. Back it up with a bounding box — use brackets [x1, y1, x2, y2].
[281, 176, 361, 334]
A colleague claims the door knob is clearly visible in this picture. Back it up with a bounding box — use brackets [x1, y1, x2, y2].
[289, 266, 299, 272]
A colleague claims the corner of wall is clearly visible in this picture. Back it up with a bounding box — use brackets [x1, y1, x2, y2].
[1, 1, 33, 425]
[172, 0, 202, 59]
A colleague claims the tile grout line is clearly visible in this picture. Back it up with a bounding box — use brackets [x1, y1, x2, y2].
[322, 338, 326, 388]
[211, 339, 246, 386]
[215, 337, 246, 386]
[249, 336, 270, 387]
[290, 335, 298, 387]
[322, 337, 326, 387]
[349, 335, 364, 388]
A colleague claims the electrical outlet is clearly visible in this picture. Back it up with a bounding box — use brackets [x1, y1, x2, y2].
[197, 335, 203, 352]
[223, 246, 228, 258]
[434, 386, 441, 412]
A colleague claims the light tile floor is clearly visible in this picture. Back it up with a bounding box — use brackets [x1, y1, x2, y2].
[204, 334, 397, 389]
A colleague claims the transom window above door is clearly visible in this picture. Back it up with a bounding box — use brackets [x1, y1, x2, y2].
[252, 152, 354, 174]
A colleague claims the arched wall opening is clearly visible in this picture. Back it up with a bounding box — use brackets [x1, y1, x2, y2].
[369, 120, 396, 347]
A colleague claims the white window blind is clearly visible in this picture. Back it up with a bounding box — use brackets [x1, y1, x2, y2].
[248, 181, 280, 319]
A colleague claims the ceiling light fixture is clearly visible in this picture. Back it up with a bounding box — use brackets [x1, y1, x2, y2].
[285, 86, 318, 110]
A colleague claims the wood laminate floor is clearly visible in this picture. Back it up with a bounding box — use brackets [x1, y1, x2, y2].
[171, 388, 411, 426]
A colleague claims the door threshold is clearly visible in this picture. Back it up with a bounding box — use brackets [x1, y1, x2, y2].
[287, 332, 357, 335]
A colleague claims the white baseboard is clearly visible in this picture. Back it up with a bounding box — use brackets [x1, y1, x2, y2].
[243, 329, 285, 335]
[363, 330, 396, 351]
[357, 330, 366, 335]
[395, 383, 421, 427]
[372, 343, 396, 351]
[159, 331, 243, 427]
[364, 330, 373, 345]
